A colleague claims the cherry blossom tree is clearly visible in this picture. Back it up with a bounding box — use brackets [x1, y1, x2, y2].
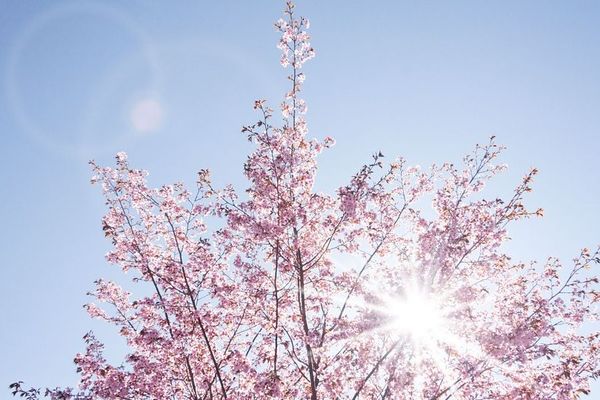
[11, 2, 600, 399]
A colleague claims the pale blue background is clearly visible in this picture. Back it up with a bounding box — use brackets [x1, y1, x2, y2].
[1, 0, 599, 395]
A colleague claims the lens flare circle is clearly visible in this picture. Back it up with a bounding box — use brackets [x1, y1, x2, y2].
[5, 2, 159, 159]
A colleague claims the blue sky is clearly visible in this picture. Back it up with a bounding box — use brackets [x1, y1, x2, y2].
[1, 0, 599, 394]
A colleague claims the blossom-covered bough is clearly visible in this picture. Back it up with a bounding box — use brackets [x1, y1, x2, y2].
[11, 2, 600, 399]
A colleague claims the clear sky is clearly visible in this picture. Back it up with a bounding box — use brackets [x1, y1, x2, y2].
[1, 0, 599, 394]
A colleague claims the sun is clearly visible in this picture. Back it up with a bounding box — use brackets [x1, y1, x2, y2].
[386, 287, 445, 339]
[383, 285, 447, 341]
